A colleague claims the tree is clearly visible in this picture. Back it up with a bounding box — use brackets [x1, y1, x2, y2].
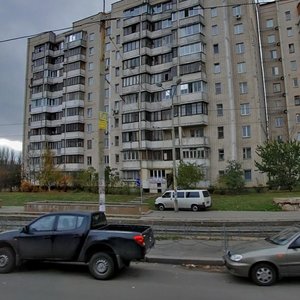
[255, 140, 300, 190]
[38, 148, 61, 191]
[177, 161, 204, 189]
[219, 160, 245, 193]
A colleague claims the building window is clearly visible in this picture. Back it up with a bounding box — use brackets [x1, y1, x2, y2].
[272, 66, 279, 76]
[88, 92, 93, 101]
[244, 169, 252, 181]
[87, 108, 92, 118]
[270, 50, 277, 59]
[273, 83, 281, 93]
[105, 42, 110, 51]
[285, 11, 291, 21]
[267, 34, 275, 44]
[236, 42, 245, 54]
[239, 82, 248, 94]
[115, 51, 121, 60]
[215, 82, 222, 94]
[116, 35, 121, 44]
[243, 147, 251, 159]
[211, 7, 217, 17]
[115, 84, 119, 93]
[89, 33, 95, 41]
[115, 136, 119, 147]
[116, 19, 121, 28]
[87, 124, 92, 133]
[213, 44, 219, 54]
[233, 5, 241, 17]
[234, 24, 244, 34]
[214, 63, 221, 73]
[287, 27, 293, 37]
[275, 117, 284, 127]
[212, 25, 219, 35]
[218, 126, 224, 139]
[289, 43, 295, 53]
[88, 62, 94, 71]
[240, 103, 250, 115]
[87, 156, 92, 165]
[217, 104, 223, 116]
[290, 60, 297, 71]
[115, 67, 120, 77]
[266, 19, 274, 28]
[218, 149, 224, 161]
[293, 79, 299, 88]
[89, 47, 95, 55]
[88, 77, 94, 86]
[242, 125, 251, 138]
[296, 114, 300, 124]
[237, 62, 246, 73]
[87, 140, 92, 149]
[115, 154, 119, 163]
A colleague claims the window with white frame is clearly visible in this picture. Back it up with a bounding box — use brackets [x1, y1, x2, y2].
[215, 82, 222, 94]
[211, 7, 217, 17]
[293, 79, 299, 88]
[233, 5, 241, 16]
[88, 77, 94, 86]
[87, 124, 92, 133]
[296, 114, 300, 123]
[289, 43, 295, 53]
[214, 63, 221, 73]
[242, 125, 251, 138]
[89, 33, 95, 41]
[217, 104, 223, 116]
[239, 82, 248, 94]
[290, 60, 297, 71]
[240, 103, 250, 115]
[285, 11, 291, 21]
[236, 42, 245, 54]
[272, 66, 279, 76]
[87, 108, 92, 118]
[243, 147, 251, 159]
[287, 27, 293, 37]
[270, 50, 277, 59]
[218, 149, 224, 161]
[88, 62, 94, 71]
[237, 62, 246, 73]
[234, 24, 244, 34]
[89, 47, 95, 55]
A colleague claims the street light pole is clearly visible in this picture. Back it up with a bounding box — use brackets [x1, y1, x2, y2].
[171, 79, 181, 212]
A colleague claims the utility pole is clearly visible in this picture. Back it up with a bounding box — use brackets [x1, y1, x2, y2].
[98, 14, 107, 212]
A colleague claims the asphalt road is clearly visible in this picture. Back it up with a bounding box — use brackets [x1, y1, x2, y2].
[1, 262, 300, 300]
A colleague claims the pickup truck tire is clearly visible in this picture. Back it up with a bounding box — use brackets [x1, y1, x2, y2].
[0, 247, 15, 273]
[89, 252, 115, 280]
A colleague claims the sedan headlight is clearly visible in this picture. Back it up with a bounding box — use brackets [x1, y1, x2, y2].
[230, 254, 243, 262]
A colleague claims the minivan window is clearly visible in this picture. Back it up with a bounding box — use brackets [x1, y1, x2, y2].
[177, 191, 184, 198]
[203, 191, 210, 197]
[186, 191, 199, 198]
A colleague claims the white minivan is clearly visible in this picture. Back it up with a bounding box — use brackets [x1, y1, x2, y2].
[155, 189, 212, 212]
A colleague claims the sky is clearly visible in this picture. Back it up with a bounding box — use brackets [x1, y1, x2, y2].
[0, 0, 272, 152]
[0, 0, 117, 152]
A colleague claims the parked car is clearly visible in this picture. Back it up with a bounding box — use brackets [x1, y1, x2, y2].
[0, 211, 155, 279]
[224, 226, 300, 286]
[155, 189, 212, 211]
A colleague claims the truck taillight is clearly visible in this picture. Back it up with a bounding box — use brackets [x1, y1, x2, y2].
[134, 235, 145, 246]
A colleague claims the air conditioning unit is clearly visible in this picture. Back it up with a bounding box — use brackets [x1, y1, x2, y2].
[235, 15, 241, 20]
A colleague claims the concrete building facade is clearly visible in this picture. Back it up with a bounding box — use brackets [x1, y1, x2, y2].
[23, 0, 300, 193]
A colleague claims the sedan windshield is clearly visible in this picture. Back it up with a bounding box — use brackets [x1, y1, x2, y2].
[267, 227, 299, 245]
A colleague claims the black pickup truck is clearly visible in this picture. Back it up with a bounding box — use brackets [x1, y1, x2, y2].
[0, 211, 155, 279]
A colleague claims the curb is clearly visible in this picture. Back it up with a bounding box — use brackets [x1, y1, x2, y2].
[145, 256, 225, 266]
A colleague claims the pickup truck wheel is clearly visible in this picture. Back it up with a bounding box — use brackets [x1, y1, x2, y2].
[157, 204, 165, 211]
[0, 247, 15, 273]
[89, 252, 115, 280]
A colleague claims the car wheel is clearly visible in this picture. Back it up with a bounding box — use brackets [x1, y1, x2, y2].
[0, 247, 16, 273]
[157, 204, 165, 211]
[191, 204, 199, 212]
[251, 263, 277, 286]
[89, 252, 115, 280]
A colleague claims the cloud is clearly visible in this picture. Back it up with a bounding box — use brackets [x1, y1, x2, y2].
[0, 138, 22, 152]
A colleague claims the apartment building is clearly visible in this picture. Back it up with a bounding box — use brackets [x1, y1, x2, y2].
[23, 0, 300, 193]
